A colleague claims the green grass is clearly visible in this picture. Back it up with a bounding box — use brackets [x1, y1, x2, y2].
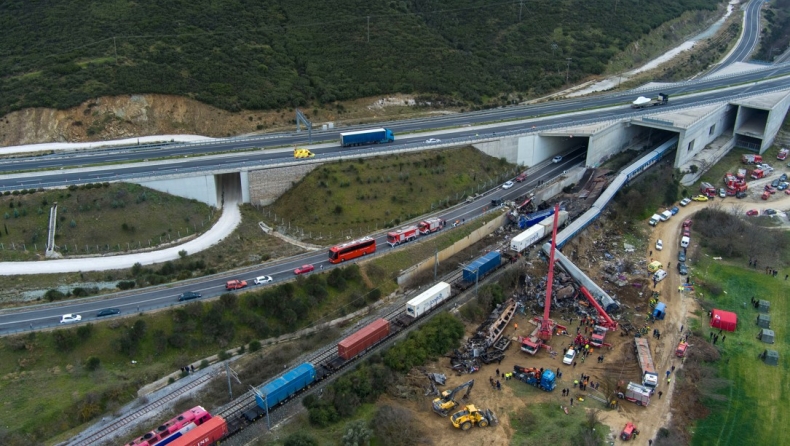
[510, 402, 610, 445]
[689, 257, 790, 445]
[0, 184, 215, 260]
[256, 403, 379, 446]
[264, 146, 516, 244]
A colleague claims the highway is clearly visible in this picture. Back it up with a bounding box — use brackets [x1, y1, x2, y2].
[708, 0, 766, 73]
[0, 148, 586, 333]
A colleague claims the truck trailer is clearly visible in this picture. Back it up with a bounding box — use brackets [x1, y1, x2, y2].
[339, 128, 395, 147]
[631, 93, 668, 109]
[510, 225, 545, 253]
[406, 281, 452, 318]
[463, 251, 502, 283]
[513, 365, 556, 391]
[634, 338, 659, 388]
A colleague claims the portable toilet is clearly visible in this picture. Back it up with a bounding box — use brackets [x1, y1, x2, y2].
[652, 302, 667, 320]
[758, 300, 770, 313]
[757, 314, 771, 329]
[762, 349, 779, 366]
[758, 329, 775, 344]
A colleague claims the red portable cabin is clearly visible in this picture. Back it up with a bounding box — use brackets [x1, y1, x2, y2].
[338, 318, 390, 360]
[168, 416, 227, 446]
[710, 309, 737, 332]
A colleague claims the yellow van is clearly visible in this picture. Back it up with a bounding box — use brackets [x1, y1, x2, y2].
[648, 261, 663, 273]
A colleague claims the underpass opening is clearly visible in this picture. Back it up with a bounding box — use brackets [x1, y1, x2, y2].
[215, 172, 242, 207]
[734, 107, 768, 151]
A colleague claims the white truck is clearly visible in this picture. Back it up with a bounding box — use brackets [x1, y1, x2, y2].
[406, 282, 452, 318]
[648, 214, 662, 226]
[634, 338, 659, 388]
[631, 93, 669, 109]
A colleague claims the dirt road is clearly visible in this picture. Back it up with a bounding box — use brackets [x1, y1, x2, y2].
[617, 191, 790, 442]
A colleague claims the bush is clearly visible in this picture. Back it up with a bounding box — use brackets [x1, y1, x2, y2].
[44, 289, 67, 302]
[85, 356, 101, 371]
[76, 324, 94, 340]
[217, 350, 232, 361]
[284, 432, 318, 446]
[200, 359, 210, 369]
[249, 340, 262, 352]
[117, 280, 136, 290]
[342, 420, 372, 446]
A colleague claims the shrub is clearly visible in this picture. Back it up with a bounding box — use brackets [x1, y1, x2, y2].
[44, 289, 67, 302]
[76, 324, 94, 340]
[249, 340, 262, 352]
[217, 350, 232, 361]
[284, 432, 318, 446]
[199, 359, 210, 369]
[85, 356, 101, 371]
[117, 280, 136, 290]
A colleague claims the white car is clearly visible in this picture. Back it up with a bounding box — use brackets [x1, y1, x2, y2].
[502, 181, 514, 189]
[552, 155, 563, 163]
[60, 314, 82, 324]
[679, 198, 691, 206]
[254, 275, 273, 285]
[425, 138, 441, 144]
[655, 239, 663, 251]
[562, 348, 576, 365]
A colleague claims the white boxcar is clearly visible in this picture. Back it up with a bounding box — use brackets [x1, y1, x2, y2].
[538, 210, 569, 232]
[510, 225, 545, 253]
[406, 282, 452, 318]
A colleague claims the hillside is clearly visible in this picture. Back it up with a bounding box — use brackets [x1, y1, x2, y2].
[0, 0, 721, 116]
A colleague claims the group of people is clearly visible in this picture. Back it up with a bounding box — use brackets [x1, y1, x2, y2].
[180, 364, 195, 374]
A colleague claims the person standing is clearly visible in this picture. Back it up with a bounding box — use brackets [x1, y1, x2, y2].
[658, 391, 663, 399]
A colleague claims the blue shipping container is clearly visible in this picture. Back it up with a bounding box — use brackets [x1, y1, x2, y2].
[519, 208, 556, 229]
[255, 363, 316, 411]
[463, 251, 501, 282]
[340, 128, 395, 147]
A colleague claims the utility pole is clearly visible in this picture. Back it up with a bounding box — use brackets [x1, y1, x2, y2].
[434, 248, 439, 281]
[565, 58, 572, 84]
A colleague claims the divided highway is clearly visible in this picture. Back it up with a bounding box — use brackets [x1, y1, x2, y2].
[0, 149, 585, 334]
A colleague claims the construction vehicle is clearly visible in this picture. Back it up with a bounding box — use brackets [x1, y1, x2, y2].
[620, 422, 641, 441]
[293, 147, 314, 158]
[579, 287, 619, 331]
[432, 380, 474, 416]
[742, 154, 763, 164]
[634, 338, 658, 388]
[631, 93, 668, 109]
[450, 405, 497, 430]
[513, 365, 556, 391]
[417, 217, 445, 234]
[519, 204, 567, 355]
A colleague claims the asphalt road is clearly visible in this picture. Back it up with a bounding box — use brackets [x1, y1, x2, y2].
[0, 149, 585, 333]
[708, 0, 766, 73]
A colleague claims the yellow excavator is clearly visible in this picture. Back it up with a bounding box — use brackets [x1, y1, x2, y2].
[433, 380, 474, 416]
[450, 404, 498, 430]
[294, 147, 315, 159]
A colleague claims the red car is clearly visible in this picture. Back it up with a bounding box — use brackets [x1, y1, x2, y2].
[683, 228, 691, 237]
[515, 172, 527, 182]
[746, 209, 759, 216]
[682, 219, 692, 228]
[294, 264, 315, 275]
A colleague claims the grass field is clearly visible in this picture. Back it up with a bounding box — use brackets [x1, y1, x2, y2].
[264, 146, 517, 244]
[510, 403, 610, 445]
[0, 183, 215, 261]
[689, 256, 790, 445]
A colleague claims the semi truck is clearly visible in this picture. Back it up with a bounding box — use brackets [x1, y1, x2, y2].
[386, 225, 418, 246]
[631, 93, 668, 109]
[634, 338, 659, 388]
[513, 365, 556, 391]
[339, 128, 395, 147]
[463, 251, 501, 283]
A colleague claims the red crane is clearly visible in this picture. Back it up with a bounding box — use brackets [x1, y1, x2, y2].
[537, 203, 561, 342]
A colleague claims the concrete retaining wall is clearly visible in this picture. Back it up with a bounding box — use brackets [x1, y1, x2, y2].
[248, 163, 321, 206]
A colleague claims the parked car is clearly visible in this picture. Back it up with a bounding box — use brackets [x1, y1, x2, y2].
[502, 181, 514, 189]
[746, 209, 759, 216]
[178, 291, 202, 301]
[772, 179, 781, 188]
[683, 228, 691, 237]
[692, 195, 709, 202]
[780, 173, 788, 182]
[254, 275, 273, 285]
[719, 188, 726, 198]
[764, 209, 778, 216]
[778, 182, 789, 191]
[96, 308, 121, 317]
[670, 206, 680, 215]
[562, 348, 576, 365]
[552, 155, 563, 163]
[655, 239, 663, 251]
[786, 189, 790, 195]
[682, 219, 693, 228]
[294, 264, 315, 275]
[60, 314, 82, 324]
[678, 249, 686, 263]
[736, 191, 747, 199]
[679, 198, 692, 206]
[677, 263, 688, 275]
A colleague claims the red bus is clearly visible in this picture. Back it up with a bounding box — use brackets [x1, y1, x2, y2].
[329, 237, 376, 264]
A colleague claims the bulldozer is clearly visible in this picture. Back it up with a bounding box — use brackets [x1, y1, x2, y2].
[432, 380, 474, 416]
[450, 405, 497, 430]
[294, 147, 315, 159]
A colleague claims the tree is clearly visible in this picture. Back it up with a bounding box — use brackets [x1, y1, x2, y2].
[372, 405, 425, 446]
[283, 432, 318, 446]
[85, 356, 101, 371]
[342, 420, 372, 446]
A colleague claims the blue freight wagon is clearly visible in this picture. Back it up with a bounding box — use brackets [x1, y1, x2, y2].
[340, 128, 395, 147]
[463, 251, 501, 283]
[255, 362, 316, 411]
[518, 208, 556, 229]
